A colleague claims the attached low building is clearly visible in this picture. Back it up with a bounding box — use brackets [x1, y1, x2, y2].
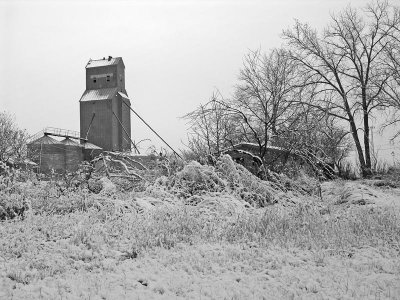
[27, 128, 102, 175]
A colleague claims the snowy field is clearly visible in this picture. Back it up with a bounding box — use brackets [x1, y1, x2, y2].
[1, 158, 399, 300]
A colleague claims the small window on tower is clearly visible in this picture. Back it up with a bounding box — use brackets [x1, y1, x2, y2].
[93, 78, 96, 83]
[106, 75, 110, 82]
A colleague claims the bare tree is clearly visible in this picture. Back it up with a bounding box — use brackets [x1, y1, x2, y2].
[0, 111, 29, 164]
[230, 48, 298, 159]
[183, 47, 349, 174]
[283, 0, 400, 176]
[382, 27, 400, 139]
[182, 91, 239, 160]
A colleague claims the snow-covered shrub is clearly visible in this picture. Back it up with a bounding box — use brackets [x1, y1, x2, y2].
[0, 193, 30, 220]
[215, 155, 277, 206]
[98, 177, 117, 195]
[142, 155, 279, 207]
[173, 161, 226, 195]
[88, 178, 103, 194]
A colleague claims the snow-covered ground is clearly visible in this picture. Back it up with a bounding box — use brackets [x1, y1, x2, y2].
[2, 243, 399, 300]
[0, 174, 399, 299]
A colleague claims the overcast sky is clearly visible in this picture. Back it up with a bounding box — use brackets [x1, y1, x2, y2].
[1, 0, 399, 161]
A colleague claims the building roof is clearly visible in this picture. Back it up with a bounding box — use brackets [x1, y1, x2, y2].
[221, 142, 286, 154]
[118, 91, 130, 100]
[80, 87, 119, 102]
[81, 142, 102, 150]
[61, 138, 82, 147]
[29, 135, 61, 145]
[86, 57, 123, 69]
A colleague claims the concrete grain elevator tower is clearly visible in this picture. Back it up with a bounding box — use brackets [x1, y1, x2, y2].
[80, 56, 131, 151]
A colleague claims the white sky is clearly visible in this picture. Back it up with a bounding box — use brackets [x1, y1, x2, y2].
[1, 0, 399, 162]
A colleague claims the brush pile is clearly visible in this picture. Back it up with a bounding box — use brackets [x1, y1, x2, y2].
[142, 155, 320, 209]
[0, 154, 321, 220]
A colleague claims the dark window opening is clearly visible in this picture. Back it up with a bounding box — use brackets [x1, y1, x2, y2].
[106, 75, 110, 82]
[93, 78, 96, 83]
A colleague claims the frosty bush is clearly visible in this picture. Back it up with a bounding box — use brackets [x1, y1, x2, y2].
[174, 161, 226, 195]
[215, 155, 277, 206]
[143, 155, 283, 207]
[87, 178, 103, 194]
[0, 193, 30, 220]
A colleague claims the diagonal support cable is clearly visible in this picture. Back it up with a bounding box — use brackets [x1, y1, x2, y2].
[109, 106, 141, 154]
[121, 100, 182, 159]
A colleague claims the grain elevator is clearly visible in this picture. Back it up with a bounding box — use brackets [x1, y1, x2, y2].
[80, 56, 131, 152]
[28, 56, 131, 174]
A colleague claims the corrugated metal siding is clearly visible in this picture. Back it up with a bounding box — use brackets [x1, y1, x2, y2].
[86, 57, 122, 68]
[61, 139, 83, 173]
[80, 57, 128, 152]
[80, 87, 118, 102]
[86, 65, 118, 90]
[41, 151, 65, 174]
[116, 63, 125, 90]
[111, 97, 120, 151]
[80, 99, 113, 151]
[121, 97, 131, 151]
[27, 142, 66, 174]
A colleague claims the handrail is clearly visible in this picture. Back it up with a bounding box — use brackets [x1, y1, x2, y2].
[28, 127, 87, 143]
